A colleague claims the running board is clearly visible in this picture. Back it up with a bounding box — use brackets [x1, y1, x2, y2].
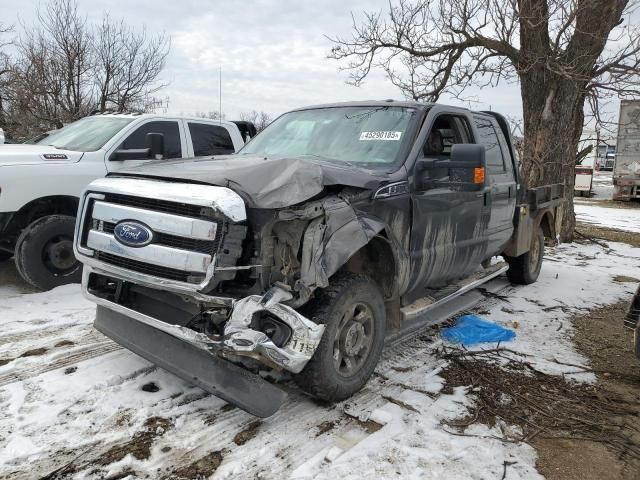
[400, 263, 509, 322]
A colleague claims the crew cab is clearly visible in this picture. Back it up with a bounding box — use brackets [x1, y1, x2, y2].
[74, 101, 563, 417]
[0, 113, 249, 290]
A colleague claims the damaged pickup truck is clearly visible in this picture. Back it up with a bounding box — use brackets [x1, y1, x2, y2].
[74, 101, 563, 417]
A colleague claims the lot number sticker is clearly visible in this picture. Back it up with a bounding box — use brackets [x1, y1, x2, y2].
[359, 131, 402, 141]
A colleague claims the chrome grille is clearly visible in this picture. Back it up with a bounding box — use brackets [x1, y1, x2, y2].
[104, 193, 211, 219]
[101, 221, 223, 255]
[81, 197, 222, 282]
[75, 178, 248, 291]
[95, 252, 203, 283]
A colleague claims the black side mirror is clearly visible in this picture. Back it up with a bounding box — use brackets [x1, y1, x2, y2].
[450, 144, 486, 169]
[146, 132, 165, 159]
[417, 144, 486, 190]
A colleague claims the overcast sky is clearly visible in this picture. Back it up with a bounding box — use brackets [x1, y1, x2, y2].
[4, 0, 525, 120]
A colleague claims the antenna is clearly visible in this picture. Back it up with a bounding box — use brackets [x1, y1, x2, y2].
[219, 66, 222, 124]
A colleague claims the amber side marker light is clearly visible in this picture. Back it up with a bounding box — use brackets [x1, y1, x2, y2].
[474, 167, 485, 184]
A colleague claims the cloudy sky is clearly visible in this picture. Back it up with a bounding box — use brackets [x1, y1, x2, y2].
[4, 0, 525, 120]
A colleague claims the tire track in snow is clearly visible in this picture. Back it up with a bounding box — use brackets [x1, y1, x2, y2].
[0, 323, 88, 345]
[0, 340, 122, 387]
[2, 282, 511, 479]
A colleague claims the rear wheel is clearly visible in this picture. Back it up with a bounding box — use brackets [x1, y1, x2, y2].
[295, 273, 386, 402]
[14, 215, 82, 290]
[504, 224, 544, 285]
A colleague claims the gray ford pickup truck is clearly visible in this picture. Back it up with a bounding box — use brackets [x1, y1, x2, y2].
[73, 101, 563, 417]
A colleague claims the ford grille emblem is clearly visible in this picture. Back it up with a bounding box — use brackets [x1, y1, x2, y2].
[113, 221, 153, 247]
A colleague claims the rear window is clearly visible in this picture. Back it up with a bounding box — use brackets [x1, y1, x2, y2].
[188, 123, 235, 156]
[473, 116, 505, 171]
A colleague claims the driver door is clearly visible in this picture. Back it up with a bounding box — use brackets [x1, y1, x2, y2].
[406, 110, 489, 299]
[105, 119, 187, 172]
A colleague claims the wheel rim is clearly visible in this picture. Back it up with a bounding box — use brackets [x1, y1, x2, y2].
[529, 233, 542, 273]
[43, 235, 76, 275]
[333, 302, 375, 377]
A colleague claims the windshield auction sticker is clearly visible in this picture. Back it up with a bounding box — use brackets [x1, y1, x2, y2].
[359, 131, 402, 141]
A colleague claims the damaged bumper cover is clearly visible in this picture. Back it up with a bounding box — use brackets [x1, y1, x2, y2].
[224, 286, 325, 374]
[83, 268, 324, 416]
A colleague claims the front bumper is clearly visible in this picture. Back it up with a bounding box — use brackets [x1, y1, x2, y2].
[83, 267, 325, 415]
[95, 304, 286, 417]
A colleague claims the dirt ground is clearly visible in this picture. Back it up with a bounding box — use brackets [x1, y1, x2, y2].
[536, 299, 640, 480]
[575, 222, 640, 248]
[442, 297, 640, 480]
[575, 198, 640, 210]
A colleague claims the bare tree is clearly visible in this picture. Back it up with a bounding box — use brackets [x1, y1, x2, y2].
[329, 0, 640, 239]
[3, 0, 171, 138]
[94, 15, 169, 112]
[239, 110, 272, 132]
[9, 0, 94, 134]
[0, 23, 15, 134]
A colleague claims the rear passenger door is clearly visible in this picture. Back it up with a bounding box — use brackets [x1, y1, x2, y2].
[186, 122, 236, 157]
[472, 115, 516, 254]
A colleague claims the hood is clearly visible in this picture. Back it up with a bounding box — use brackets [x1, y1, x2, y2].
[0, 144, 85, 167]
[112, 154, 390, 208]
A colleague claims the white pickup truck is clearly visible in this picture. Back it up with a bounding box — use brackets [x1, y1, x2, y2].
[0, 113, 249, 290]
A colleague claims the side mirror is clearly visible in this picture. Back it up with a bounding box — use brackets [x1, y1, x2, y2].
[450, 143, 486, 169]
[146, 132, 164, 159]
[417, 143, 486, 190]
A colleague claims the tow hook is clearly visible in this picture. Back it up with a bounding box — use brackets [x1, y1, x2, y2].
[223, 286, 325, 373]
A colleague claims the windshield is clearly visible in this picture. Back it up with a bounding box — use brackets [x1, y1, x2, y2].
[240, 106, 418, 167]
[32, 116, 135, 152]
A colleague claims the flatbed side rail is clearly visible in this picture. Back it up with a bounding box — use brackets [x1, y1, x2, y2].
[525, 183, 564, 210]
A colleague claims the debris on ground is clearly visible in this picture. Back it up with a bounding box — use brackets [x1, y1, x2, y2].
[441, 315, 516, 346]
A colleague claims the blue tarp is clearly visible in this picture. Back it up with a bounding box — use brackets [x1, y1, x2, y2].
[441, 315, 516, 346]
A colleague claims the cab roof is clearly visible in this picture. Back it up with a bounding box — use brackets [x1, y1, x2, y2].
[290, 100, 436, 112]
[88, 112, 239, 128]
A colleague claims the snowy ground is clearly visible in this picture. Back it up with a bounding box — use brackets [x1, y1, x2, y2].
[1, 217, 640, 479]
[574, 203, 640, 233]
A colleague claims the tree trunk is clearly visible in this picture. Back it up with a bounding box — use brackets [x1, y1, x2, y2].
[516, 0, 627, 242]
[519, 76, 586, 241]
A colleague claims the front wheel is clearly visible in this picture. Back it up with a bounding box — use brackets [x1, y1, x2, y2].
[504, 224, 544, 285]
[14, 215, 82, 290]
[295, 273, 386, 402]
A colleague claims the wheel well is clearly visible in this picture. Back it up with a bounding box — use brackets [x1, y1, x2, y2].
[342, 236, 397, 300]
[3, 196, 79, 244]
[537, 210, 556, 241]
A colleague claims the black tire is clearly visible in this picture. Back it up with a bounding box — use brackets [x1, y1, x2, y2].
[0, 251, 12, 262]
[295, 273, 386, 402]
[14, 215, 82, 291]
[504, 225, 544, 285]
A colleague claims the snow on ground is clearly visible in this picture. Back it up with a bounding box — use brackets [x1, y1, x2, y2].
[1, 207, 639, 478]
[574, 202, 640, 233]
